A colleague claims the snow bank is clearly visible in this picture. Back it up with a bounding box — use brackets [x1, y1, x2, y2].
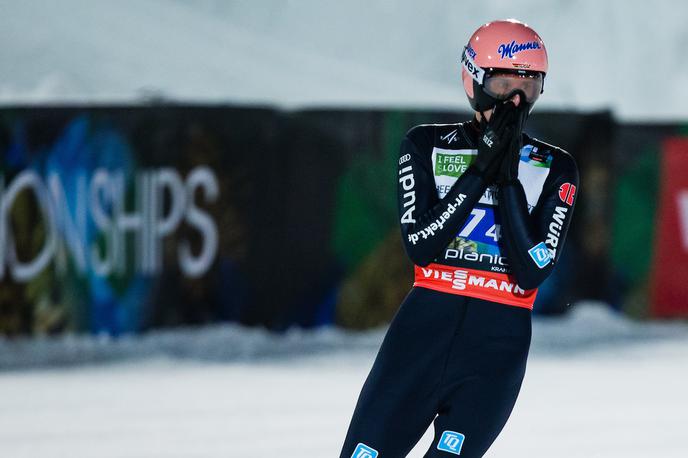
[1, 302, 686, 370]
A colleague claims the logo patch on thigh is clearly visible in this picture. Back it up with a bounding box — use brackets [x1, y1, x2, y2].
[351, 442, 378, 458]
[437, 430, 465, 455]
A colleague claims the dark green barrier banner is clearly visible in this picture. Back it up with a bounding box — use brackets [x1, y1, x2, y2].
[0, 106, 617, 336]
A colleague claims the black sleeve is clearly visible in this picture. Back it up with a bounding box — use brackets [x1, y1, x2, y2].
[398, 126, 488, 266]
[497, 151, 579, 290]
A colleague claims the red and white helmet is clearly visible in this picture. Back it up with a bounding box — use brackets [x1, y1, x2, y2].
[461, 19, 548, 112]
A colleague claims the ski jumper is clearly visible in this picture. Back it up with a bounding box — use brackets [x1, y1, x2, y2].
[340, 119, 579, 458]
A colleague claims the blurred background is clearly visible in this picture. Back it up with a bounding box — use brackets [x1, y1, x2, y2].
[0, 1, 687, 457]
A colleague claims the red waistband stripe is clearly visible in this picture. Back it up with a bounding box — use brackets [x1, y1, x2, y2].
[413, 263, 537, 309]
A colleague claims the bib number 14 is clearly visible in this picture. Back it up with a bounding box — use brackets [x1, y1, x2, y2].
[458, 208, 502, 243]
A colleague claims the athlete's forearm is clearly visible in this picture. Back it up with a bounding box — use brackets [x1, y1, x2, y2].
[498, 175, 577, 290]
[398, 136, 488, 266]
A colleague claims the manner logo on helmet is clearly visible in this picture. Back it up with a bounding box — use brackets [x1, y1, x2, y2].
[351, 443, 378, 458]
[437, 431, 465, 455]
[558, 182, 576, 206]
[498, 40, 541, 59]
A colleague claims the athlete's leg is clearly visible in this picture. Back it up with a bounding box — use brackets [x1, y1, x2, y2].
[340, 288, 467, 458]
[424, 299, 532, 458]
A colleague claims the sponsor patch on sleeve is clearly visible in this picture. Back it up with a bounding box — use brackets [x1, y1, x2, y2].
[528, 242, 552, 269]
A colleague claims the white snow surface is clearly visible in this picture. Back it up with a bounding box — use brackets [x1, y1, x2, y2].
[1, 0, 687, 121]
[1, 303, 688, 457]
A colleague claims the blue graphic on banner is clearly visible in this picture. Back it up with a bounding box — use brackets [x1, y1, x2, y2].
[5, 115, 152, 336]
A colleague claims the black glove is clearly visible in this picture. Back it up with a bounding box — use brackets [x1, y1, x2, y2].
[496, 102, 529, 184]
[473, 101, 518, 183]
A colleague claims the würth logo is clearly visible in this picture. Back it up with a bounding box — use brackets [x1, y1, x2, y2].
[558, 182, 576, 206]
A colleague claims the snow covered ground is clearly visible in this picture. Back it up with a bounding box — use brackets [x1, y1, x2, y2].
[1, 303, 687, 457]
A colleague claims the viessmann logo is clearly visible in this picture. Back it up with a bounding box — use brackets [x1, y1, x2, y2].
[419, 267, 528, 295]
